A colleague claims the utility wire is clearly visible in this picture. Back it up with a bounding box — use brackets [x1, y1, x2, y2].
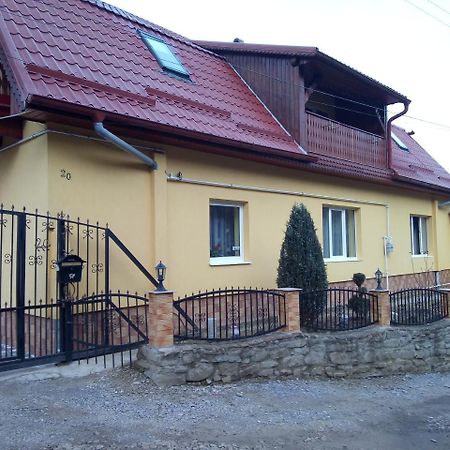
[427, 0, 450, 16]
[404, 0, 450, 27]
[0, 1, 449, 131]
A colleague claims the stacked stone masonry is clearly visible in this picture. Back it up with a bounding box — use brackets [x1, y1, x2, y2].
[136, 320, 450, 386]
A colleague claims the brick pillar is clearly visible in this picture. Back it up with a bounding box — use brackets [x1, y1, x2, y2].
[370, 289, 391, 327]
[276, 288, 301, 333]
[148, 290, 174, 348]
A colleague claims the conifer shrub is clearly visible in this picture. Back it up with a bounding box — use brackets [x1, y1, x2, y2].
[277, 203, 328, 320]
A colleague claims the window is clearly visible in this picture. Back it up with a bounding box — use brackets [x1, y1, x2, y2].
[323, 207, 356, 260]
[210, 202, 243, 264]
[410, 216, 428, 255]
[139, 31, 190, 79]
[392, 132, 409, 152]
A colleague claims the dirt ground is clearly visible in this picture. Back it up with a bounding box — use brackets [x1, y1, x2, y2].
[0, 367, 449, 450]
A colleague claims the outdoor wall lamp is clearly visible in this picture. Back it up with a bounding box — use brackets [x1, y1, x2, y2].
[375, 269, 383, 291]
[155, 261, 167, 292]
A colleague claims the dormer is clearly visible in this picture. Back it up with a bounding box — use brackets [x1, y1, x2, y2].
[195, 41, 410, 170]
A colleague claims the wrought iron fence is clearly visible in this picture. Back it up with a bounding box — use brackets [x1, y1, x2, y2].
[0, 291, 148, 371]
[0, 206, 156, 370]
[173, 288, 286, 341]
[300, 289, 379, 331]
[390, 289, 448, 326]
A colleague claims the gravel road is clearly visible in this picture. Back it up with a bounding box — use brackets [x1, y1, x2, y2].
[0, 367, 449, 450]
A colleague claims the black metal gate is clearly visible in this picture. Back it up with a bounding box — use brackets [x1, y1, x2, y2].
[0, 207, 157, 371]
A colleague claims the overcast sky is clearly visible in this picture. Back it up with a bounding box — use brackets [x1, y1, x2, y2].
[106, 0, 450, 172]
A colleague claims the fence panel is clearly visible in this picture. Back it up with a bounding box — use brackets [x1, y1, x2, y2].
[390, 289, 448, 325]
[300, 289, 379, 331]
[173, 288, 286, 341]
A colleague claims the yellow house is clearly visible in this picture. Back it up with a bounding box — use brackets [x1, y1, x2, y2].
[0, 0, 449, 302]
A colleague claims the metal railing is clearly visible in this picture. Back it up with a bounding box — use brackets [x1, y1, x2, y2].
[0, 206, 155, 371]
[390, 289, 448, 326]
[300, 289, 379, 331]
[173, 288, 286, 341]
[0, 290, 148, 371]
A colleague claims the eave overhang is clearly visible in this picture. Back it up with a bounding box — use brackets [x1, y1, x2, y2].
[25, 95, 317, 165]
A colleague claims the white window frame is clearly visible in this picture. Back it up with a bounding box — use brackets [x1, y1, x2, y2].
[410, 215, 429, 256]
[209, 201, 244, 265]
[323, 207, 357, 261]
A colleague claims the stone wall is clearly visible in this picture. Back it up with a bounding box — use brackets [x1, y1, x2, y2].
[136, 320, 450, 386]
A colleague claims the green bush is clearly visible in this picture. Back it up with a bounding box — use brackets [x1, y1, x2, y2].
[348, 272, 370, 318]
[277, 204, 328, 321]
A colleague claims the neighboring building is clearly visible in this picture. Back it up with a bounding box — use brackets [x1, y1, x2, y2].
[0, 0, 449, 298]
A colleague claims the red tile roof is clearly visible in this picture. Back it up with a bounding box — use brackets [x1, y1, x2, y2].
[391, 126, 450, 191]
[0, 1, 448, 195]
[0, 0, 305, 156]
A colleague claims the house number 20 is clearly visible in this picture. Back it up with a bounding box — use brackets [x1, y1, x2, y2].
[60, 169, 72, 180]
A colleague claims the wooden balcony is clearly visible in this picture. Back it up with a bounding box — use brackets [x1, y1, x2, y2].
[306, 112, 387, 168]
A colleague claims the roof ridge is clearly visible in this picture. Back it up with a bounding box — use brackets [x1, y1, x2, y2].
[79, 0, 225, 60]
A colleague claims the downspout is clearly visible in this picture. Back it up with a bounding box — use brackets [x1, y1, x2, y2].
[94, 122, 158, 170]
[386, 101, 409, 171]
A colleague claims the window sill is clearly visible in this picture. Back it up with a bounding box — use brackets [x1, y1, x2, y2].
[411, 254, 433, 258]
[210, 260, 252, 267]
[324, 258, 360, 264]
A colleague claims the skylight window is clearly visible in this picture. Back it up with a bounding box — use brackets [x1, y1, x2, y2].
[139, 31, 190, 79]
[392, 132, 409, 152]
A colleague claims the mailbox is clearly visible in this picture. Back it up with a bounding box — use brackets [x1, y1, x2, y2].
[56, 255, 85, 284]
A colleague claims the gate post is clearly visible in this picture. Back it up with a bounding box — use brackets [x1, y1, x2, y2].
[15, 212, 27, 360]
[275, 288, 301, 333]
[61, 300, 73, 362]
[370, 289, 391, 326]
[148, 290, 174, 348]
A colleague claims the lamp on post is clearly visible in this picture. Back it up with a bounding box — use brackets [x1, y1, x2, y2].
[155, 261, 167, 292]
[375, 268, 383, 291]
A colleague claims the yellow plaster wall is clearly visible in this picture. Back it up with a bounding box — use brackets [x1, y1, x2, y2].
[163, 147, 450, 296]
[45, 131, 155, 295]
[0, 121, 49, 210]
[2, 121, 449, 298]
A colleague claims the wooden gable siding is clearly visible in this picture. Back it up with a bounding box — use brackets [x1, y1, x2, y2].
[220, 52, 304, 146]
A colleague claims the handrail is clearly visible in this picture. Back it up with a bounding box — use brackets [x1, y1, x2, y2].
[106, 229, 159, 288]
[306, 111, 384, 139]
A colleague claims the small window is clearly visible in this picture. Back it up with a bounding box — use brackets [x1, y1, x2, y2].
[139, 31, 190, 79]
[323, 207, 356, 260]
[210, 202, 243, 264]
[410, 215, 428, 255]
[392, 132, 409, 152]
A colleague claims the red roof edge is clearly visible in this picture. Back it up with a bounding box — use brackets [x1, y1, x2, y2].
[391, 172, 450, 196]
[27, 94, 317, 164]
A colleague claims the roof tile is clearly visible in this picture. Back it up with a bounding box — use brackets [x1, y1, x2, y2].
[1, 0, 303, 155]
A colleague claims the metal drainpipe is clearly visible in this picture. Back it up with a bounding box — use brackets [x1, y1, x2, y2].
[386, 102, 409, 171]
[94, 122, 158, 170]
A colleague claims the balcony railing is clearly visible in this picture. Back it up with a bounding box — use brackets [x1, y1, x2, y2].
[306, 112, 387, 168]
